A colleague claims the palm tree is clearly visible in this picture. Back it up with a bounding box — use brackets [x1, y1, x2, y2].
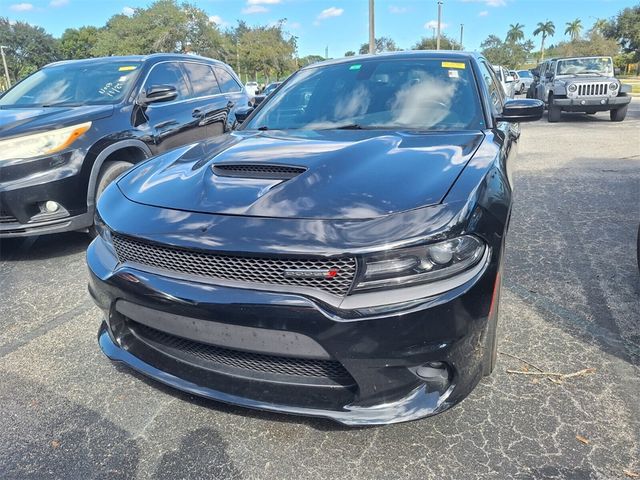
[565, 19, 583, 41]
[533, 20, 555, 62]
[591, 18, 608, 35]
[506, 23, 525, 43]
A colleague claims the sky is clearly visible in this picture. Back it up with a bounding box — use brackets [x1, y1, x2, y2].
[4, 0, 637, 58]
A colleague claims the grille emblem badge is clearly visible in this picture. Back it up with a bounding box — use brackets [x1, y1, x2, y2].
[283, 268, 339, 279]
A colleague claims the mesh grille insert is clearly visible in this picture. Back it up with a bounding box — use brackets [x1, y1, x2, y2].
[212, 163, 306, 180]
[112, 234, 356, 297]
[130, 320, 354, 383]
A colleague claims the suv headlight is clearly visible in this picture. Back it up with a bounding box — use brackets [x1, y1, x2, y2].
[567, 83, 577, 93]
[353, 235, 486, 292]
[609, 82, 619, 90]
[0, 122, 91, 162]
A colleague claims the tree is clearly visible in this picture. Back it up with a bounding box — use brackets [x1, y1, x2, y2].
[506, 23, 525, 43]
[591, 18, 609, 36]
[413, 34, 461, 51]
[533, 20, 555, 61]
[92, 0, 227, 58]
[358, 37, 399, 55]
[344, 50, 356, 57]
[299, 55, 325, 66]
[547, 29, 619, 59]
[480, 34, 534, 68]
[565, 19, 583, 41]
[0, 17, 59, 84]
[603, 5, 640, 70]
[59, 26, 100, 59]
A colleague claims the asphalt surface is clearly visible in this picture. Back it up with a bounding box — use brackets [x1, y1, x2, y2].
[1, 103, 639, 480]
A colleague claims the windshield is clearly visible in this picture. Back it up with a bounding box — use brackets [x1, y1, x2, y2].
[264, 83, 280, 94]
[518, 70, 532, 78]
[0, 60, 142, 107]
[556, 57, 613, 76]
[245, 58, 484, 131]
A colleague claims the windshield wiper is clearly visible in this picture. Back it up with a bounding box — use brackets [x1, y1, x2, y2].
[257, 125, 270, 131]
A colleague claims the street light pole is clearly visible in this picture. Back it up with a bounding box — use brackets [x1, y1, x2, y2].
[369, 0, 375, 54]
[0, 46, 10, 89]
[436, 1, 442, 51]
[459, 24, 464, 50]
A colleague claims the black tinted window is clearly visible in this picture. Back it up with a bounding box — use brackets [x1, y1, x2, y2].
[214, 67, 241, 93]
[145, 62, 189, 100]
[246, 59, 484, 131]
[183, 63, 221, 97]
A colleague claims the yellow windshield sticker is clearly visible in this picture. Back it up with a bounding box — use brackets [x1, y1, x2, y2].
[118, 66, 137, 71]
[442, 61, 465, 69]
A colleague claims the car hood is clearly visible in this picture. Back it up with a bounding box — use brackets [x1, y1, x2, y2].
[118, 129, 484, 220]
[0, 104, 114, 138]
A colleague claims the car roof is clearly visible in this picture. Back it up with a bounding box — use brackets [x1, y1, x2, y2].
[300, 50, 485, 71]
[45, 53, 227, 69]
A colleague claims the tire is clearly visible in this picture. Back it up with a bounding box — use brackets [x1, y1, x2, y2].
[88, 161, 133, 237]
[610, 104, 628, 122]
[547, 95, 561, 122]
[483, 273, 502, 376]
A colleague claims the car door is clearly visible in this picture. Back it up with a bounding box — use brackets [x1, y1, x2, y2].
[182, 61, 230, 139]
[213, 65, 249, 130]
[137, 61, 206, 154]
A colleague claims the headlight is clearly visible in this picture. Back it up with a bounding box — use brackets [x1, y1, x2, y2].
[353, 235, 486, 292]
[567, 83, 577, 93]
[609, 82, 619, 90]
[0, 122, 91, 162]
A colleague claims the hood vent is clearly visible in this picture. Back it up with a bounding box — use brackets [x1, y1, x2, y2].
[212, 163, 306, 180]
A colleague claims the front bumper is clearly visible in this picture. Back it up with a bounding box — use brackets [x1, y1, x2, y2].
[88, 233, 498, 425]
[0, 150, 92, 237]
[554, 95, 631, 111]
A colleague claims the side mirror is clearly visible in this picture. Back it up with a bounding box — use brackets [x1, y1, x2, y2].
[496, 99, 544, 123]
[234, 106, 254, 124]
[138, 84, 178, 105]
[505, 75, 515, 83]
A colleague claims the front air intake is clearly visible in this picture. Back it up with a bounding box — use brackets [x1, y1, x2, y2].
[212, 163, 306, 180]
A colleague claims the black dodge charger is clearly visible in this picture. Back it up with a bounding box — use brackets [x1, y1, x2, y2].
[88, 52, 543, 425]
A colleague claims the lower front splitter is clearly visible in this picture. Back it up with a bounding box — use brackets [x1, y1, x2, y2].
[98, 323, 455, 426]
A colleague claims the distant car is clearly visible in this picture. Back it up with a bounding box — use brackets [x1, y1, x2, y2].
[88, 51, 543, 425]
[262, 82, 282, 96]
[251, 82, 283, 107]
[492, 65, 515, 98]
[531, 56, 632, 122]
[516, 70, 534, 95]
[244, 81, 259, 96]
[0, 54, 249, 237]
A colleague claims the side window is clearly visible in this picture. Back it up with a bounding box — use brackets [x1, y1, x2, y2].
[144, 62, 190, 100]
[547, 61, 556, 78]
[478, 61, 504, 111]
[214, 67, 242, 93]
[183, 63, 221, 97]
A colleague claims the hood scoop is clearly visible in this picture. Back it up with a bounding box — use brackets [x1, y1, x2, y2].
[212, 163, 306, 180]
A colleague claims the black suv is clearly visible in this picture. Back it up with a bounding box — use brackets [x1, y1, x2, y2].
[0, 54, 249, 237]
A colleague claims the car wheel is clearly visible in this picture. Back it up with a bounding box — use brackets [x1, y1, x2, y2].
[547, 95, 561, 123]
[482, 273, 502, 376]
[88, 161, 133, 238]
[610, 105, 628, 122]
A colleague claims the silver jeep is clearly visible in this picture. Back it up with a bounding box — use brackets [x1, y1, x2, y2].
[531, 56, 632, 122]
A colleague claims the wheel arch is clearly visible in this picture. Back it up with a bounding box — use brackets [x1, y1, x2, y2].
[86, 139, 152, 209]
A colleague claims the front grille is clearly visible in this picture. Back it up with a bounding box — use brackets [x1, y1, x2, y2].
[0, 214, 18, 224]
[112, 234, 357, 297]
[130, 320, 355, 384]
[213, 163, 306, 180]
[577, 82, 608, 97]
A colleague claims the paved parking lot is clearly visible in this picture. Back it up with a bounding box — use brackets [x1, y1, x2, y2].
[1, 104, 639, 480]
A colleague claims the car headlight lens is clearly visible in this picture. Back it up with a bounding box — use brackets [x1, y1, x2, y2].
[0, 122, 91, 162]
[609, 82, 618, 90]
[567, 83, 577, 93]
[353, 235, 486, 292]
